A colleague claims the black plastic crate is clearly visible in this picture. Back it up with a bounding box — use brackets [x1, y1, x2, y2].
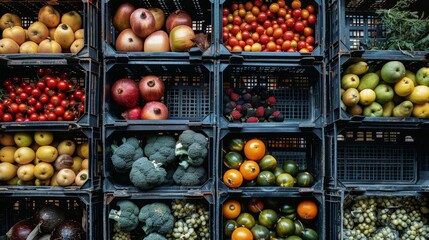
[218, 129, 324, 193]
[0, 128, 101, 191]
[327, 190, 429, 240]
[102, 0, 214, 61]
[327, 125, 429, 191]
[219, 61, 323, 129]
[0, 59, 100, 128]
[327, 56, 429, 126]
[104, 193, 215, 240]
[217, 0, 325, 62]
[0, 0, 99, 61]
[326, 0, 429, 61]
[218, 192, 325, 240]
[103, 126, 215, 194]
[103, 61, 214, 127]
[0, 190, 102, 240]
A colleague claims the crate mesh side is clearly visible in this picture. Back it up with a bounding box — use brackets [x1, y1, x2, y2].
[225, 66, 313, 120]
[337, 144, 416, 183]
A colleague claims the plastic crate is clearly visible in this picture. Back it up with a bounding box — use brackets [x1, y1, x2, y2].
[0, 128, 101, 191]
[218, 61, 323, 129]
[104, 193, 215, 240]
[327, 125, 429, 191]
[327, 56, 429, 125]
[0, 190, 102, 240]
[327, 190, 429, 240]
[0, 59, 100, 128]
[0, 0, 99, 61]
[102, 0, 214, 61]
[217, 0, 325, 62]
[103, 126, 215, 194]
[326, 0, 429, 61]
[103, 61, 215, 127]
[218, 192, 325, 240]
[218, 129, 324, 193]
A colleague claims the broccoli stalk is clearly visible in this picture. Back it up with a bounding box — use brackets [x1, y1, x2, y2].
[175, 130, 208, 169]
[129, 157, 167, 190]
[108, 200, 139, 232]
[139, 203, 174, 235]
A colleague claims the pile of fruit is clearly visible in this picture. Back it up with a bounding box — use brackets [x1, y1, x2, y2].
[0, 131, 90, 187]
[112, 3, 209, 52]
[343, 195, 429, 240]
[340, 60, 429, 118]
[223, 197, 319, 239]
[0, 67, 86, 122]
[222, 0, 317, 52]
[109, 199, 210, 240]
[223, 86, 284, 123]
[110, 75, 169, 120]
[0, 6, 84, 54]
[222, 138, 314, 188]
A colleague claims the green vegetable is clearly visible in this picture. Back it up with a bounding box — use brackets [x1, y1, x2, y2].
[108, 200, 139, 232]
[143, 233, 167, 240]
[144, 135, 176, 166]
[111, 137, 144, 173]
[129, 157, 167, 190]
[139, 203, 174, 235]
[172, 165, 207, 186]
[175, 130, 208, 169]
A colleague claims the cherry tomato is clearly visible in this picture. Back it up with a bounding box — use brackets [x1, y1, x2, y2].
[308, 14, 316, 25]
[2, 113, 13, 121]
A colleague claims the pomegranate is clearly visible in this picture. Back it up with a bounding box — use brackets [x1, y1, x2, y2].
[141, 101, 168, 120]
[111, 78, 140, 108]
[139, 75, 165, 101]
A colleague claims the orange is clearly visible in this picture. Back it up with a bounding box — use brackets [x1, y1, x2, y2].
[223, 199, 241, 219]
[223, 169, 243, 188]
[244, 139, 266, 161]
[297, 200, 318, 220]
[231, 227, 253, 240]
[239, 160, 260, 181]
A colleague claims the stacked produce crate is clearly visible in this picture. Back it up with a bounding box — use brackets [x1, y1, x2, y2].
[0, 0, 102, 239]
[216, 0, 325, 239]
[102, 0, 217, 239]
[326, 0, 429, 239]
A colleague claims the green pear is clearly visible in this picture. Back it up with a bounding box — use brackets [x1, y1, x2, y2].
[392, 100, 413, 117]
[357, 72, 380, 91]
[380, 61, 406, 83]
[382, 101, 395, 117]
[344, 61, 369, 75]
[363, 102, 383, 117]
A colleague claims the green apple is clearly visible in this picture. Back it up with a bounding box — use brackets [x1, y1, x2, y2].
[416, 67, 429, 86]
[34, 131, 54, 146]
[13, 132, 33, 147]
[380, 61, 406, 83]
[374, 84, 394, 105]
[341, 74, 360, 89]
[363, 102, 383, 117]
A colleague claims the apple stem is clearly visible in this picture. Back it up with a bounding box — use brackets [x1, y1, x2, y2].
[141, 12, 147, 19]
[153, 108, 161, 114]
[61, 24, 68, 30]
[147, 80, 155, 87]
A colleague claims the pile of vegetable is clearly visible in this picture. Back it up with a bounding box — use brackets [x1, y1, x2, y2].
[224, 86, 284, 123]
[343, 195, 429, 240]
[4, 204, 84, 240]
[223, 197, 319, 239]
[110, 130, 209, 190]
[109, 199, 210, 240]
[222, 137, 314, 188]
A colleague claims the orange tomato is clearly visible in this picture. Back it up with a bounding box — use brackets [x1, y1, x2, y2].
[231, 227, 253, 240]
[244, 139, 266, 161]
[223, 199, 242, 219]
[291, 0, 302, 9]
[297, 200, 318, 220]
[223, 169, 244, 188]
[239, 160, 260, 181]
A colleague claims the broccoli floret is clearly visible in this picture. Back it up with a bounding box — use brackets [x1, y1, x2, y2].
[143, 233, 167, 240]
[172, 165, 207, 186]
[108, 200, 139, 232]
[144, 135, 176, 166]
[139, 203, 174, 235]
[111, 137, 144, 173]
[129, 157, 167, 190]
[175, 130, 208, 169]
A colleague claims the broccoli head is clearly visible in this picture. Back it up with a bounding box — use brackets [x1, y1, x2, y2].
[143, 233, 167, 240]
[129, 157, 167, 190]
[144, 135, 176, 166]
[139, 202, 174, 235]
[108, 200, 139, 232]
[172, 165, 207, 186]
[111, 137, 144, 173]
[175, 130, 208, 169]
